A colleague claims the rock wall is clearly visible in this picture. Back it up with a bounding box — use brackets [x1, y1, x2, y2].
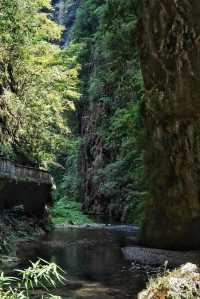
[0, 179, 52, 216]
[139, 0, 200, 249]
[79, 103, 110, 216]
[74, 0, 143, 222]
[52, 0, 81, 47]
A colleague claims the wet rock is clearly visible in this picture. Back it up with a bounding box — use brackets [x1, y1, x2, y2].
[122, 246, 200, 266]
[55, 223, 139, 232]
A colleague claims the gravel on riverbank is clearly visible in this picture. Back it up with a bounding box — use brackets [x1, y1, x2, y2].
[122, 246, 200, 266]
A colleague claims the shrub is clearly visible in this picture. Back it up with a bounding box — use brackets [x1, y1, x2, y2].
[0, 259, 65, 299]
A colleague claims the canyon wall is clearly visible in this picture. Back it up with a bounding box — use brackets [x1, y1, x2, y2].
[139, 0, 200, 249]
[74, 0, 143, 221]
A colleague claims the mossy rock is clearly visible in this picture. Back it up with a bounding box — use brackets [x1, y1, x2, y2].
[138, 263, 200, 299]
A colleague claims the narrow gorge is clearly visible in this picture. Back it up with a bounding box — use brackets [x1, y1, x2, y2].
[53, 0, 144, 223]
[1, 1, 200, 299]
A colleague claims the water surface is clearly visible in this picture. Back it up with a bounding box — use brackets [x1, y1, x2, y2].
[19, 225, 147, 299]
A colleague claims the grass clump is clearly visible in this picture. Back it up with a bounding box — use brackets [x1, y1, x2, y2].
[0, 259, 65, 299]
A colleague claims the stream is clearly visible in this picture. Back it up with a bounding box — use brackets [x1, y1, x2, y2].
[18, 225, 148, 299]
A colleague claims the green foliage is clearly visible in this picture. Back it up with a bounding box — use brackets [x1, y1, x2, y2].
[71, 0, 145, 222]
[74, 0, 104, 40]
[0, 0, 81, 165]
[51, 137, 92, 225]
[55, 138, 81, 199]
[51, 197, 92, 225]
[0, 0, 146, 224]
[0, 259, 64, 299]
[101, 103, 146, 222]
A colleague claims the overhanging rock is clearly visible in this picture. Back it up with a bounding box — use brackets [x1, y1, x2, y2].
[0, 159, 54, 216]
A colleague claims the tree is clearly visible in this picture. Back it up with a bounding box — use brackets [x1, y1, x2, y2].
[0, 0, 80, 165]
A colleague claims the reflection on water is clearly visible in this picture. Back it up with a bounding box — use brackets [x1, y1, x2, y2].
[19, 225, 147, 299]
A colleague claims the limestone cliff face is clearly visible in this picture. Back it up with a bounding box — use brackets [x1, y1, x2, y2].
[52, 0, 111, 216]
[79, 102, 110, 216]
[76, 1, 142, 221]
[139, 0, 200, 249]
[52, 0, 81, 46]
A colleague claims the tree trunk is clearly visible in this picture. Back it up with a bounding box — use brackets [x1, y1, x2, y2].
[138, 0, 200, 249]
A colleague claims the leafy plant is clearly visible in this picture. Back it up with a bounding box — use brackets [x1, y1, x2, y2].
[0, 259, 65, 299]
[0, 0, 81, 165]
[51, 197, 92, 225]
